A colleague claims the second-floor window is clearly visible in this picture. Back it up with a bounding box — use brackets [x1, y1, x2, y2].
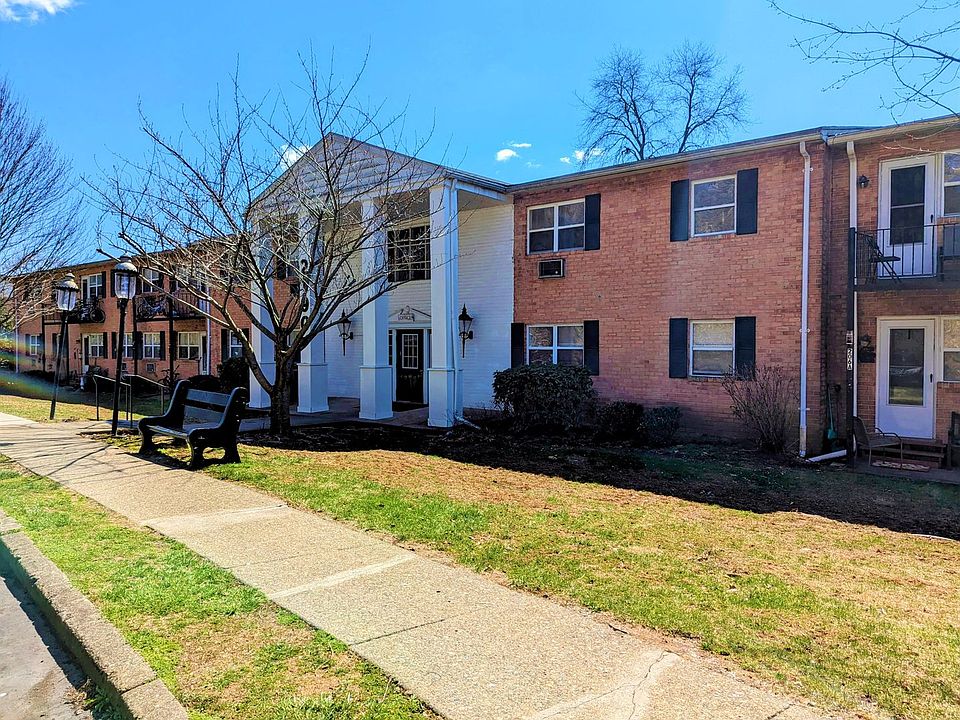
[142, 332, 162, 359]
[27, 334, 41, 357]
[528, 200, 585, 253]
[945, 153, 960, 216]
[692, 177, 736, 236]
[178, 332, 202, 360]
[142, 268, 162, 291]
[387, 224, 430, 282]
[84, 273, 103, 300]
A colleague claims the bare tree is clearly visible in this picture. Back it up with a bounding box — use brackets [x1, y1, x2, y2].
[0, 77, 80, 325]
[773, 1, 960, 118]
[94, 55, 448, 433]
[577, 42, 747, 164]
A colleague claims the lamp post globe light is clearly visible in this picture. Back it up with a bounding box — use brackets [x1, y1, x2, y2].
[48, 273, 79, 420]
[111, 257, 138, 435]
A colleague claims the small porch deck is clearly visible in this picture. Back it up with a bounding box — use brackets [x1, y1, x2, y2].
[239, 396, 431, 433]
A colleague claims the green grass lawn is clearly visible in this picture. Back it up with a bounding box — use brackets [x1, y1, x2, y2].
[0, 465, 435, 720]
[115, 431, 960, 720]
[0, 371, 162, 423]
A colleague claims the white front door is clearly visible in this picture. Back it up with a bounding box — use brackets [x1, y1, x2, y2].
[879, 156, 937, 277]
[876, 319, 936, 438]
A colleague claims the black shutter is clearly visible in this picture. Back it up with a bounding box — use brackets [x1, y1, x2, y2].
[736, 168, 759, 235]
[734, 316, 757, 379]
[669, 318, 689, 378]
[583, 320, 599, 375]
[100, 271, 108, 298]
[83, 336, 89, 364]
[510, 322, 525, 368]
[169, 331, 177, 360]
[159, 331, 166, 360]
[109, 269, 116, 297]
[584, 194, 601, 251]
[221, 329, 230, 360]
[670, 180, 690, 242]
[133, 331, 142, 360]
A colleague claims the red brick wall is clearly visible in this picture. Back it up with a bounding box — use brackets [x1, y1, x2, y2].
[513, 142, 827, 446]
[15, 259, 247, 384]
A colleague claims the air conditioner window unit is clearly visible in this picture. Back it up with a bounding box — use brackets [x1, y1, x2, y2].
[538, 259, 565, 279]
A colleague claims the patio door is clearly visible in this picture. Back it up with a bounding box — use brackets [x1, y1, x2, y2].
[876, 319, 935, 438]
[879, 157, 936, 277]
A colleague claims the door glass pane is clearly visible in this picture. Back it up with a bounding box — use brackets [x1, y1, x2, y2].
[890, 166, 925, 206]
[888, 328, 925, 406]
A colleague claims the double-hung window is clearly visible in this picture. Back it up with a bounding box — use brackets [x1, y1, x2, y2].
[84, 273, 103, 300]
[527, 200, 585, 253]
[142, 268, 162, 291]
[691, 177, 736, 236]
[122, 332, 135, 358]
[228, 332, 244, 359]
[387, 224, 430, 282]
[87, 333, 105, 359]
[26, 334, 41, 357]
[527, 324, 584, 366]
[943, 318, 960, 382]
[944, 153, 960, 217]
[690, 320, 735, 376]
[142, 332, 162, 360]
[177, 332, 202, 360]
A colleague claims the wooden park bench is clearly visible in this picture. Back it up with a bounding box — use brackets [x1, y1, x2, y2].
[138, 380, 247, 469]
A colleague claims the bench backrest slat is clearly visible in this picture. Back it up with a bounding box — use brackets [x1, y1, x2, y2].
[184, 406, 226, 424]
[185, 388, 231, 407]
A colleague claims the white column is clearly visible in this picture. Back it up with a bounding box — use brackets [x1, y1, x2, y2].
[248, 280, 275, 409]
[297, 330, 329, 413]
[359, 198, 393, 420]
[428, 180, 461, 427]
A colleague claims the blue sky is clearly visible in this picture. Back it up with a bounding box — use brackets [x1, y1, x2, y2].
[0, 0, 928, 240]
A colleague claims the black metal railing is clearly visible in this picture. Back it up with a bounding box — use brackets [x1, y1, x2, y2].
[65, 296, 105, 324]
[134, 289, 208, 321]
[854, 223, 960, 286]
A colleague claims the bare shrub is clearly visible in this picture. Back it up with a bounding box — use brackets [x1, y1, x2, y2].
[722, 365, 797, 454]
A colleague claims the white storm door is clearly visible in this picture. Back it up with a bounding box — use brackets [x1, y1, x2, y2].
[879, 157, 936, 277]
[876, 319, 935, 438]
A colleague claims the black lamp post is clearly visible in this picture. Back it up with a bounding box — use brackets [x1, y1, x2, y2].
[337, 309, 353, 355]
[458, 305, 473, 358]
[111, 257, 138, 435]
[49, 273, 79, 420]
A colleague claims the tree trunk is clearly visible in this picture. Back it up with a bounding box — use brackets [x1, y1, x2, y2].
[269, 355, 292, 435]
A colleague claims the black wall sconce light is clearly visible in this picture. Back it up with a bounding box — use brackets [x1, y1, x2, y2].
[857, 174, 870, 189]
[458, 305, 474, 358]
[336, 309, 353, 355]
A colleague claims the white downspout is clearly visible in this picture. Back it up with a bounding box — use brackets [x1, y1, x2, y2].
[798, 142, 812, 457]
[846, 141, 859, 420]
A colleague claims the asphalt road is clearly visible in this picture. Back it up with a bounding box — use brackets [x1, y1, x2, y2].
[0, 569, 93, 720]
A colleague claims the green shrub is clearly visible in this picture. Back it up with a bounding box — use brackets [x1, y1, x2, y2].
[492, 364, 596, 431]
[596, 400, 646, 443]
[188, 374, 222, 392]
[644, 406, 682, 447]
[218, 355, 250, 391]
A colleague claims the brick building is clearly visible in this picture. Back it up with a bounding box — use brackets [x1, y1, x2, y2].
[14, 256, 248, 387]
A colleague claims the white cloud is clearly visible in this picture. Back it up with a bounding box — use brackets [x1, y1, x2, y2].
[525, 161, 541, 169]
[570, 148, 603, 164]
[510, 142, 532, 149]
[559, 156, 572, 165]
[0, 0, 73, 22]
[280, 144, 309, 169]
[496, 148, 519, 162]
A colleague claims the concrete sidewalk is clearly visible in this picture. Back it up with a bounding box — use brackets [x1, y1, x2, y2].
[0, 414, 832, 720]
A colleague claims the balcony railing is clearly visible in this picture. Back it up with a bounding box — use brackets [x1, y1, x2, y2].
[854, 223, 960, 287]
[65, 296, 105, 324]
[134, 290, 209, 321]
